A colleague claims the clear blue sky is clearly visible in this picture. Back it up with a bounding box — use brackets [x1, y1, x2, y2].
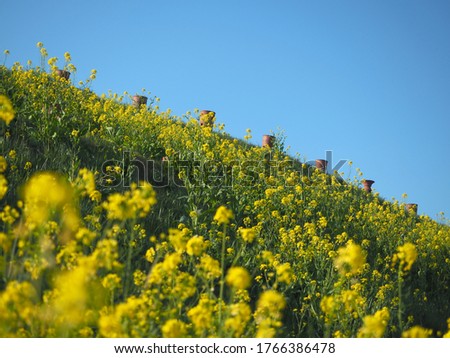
[1, 0, 449, 221]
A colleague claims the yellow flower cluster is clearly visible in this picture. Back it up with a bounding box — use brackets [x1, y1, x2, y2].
[214, 205, 234, 225]
[162, 319, 187, 338]
[357, 307, 390, 338]
[239, 227, 256, 243]
[226, 267, 251, 290]
[0, 95, 15, 125]
[394, 242, 418, 271]
[102, 182, 156, 220]
[0, 162, 7, 200]
[23, 172, 78, 231]
[334, 241, 366, 275]
[254, 290, 286, 338]
[401, 325, 432, 338]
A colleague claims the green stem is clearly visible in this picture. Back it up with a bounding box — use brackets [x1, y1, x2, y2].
[218, 223, 227, 335]
[397, 267, 403, 334]
[123, 220, 136, 298]
[124, 241, 133, 298]
[7, 233, 20, 280]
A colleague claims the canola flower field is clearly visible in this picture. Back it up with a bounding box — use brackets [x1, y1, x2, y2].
[0, 45, 449, 338]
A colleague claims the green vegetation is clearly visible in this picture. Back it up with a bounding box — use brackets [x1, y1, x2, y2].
[0, 47, 449, 338]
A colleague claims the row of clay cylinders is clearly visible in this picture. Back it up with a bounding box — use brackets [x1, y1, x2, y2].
[211, 129, 420, 214]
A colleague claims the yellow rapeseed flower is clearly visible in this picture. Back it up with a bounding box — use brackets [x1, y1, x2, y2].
[0, 95, 15, 125]
[40, 47, 48, 57]
[162, 253, 182, 271]
[187, 296, 215, 334]
[443, 318, 450, 338]
[168, 228, 189, 252]
[239, 227, 256, 243]
[334, 241, 366, 275]
[102, 182, 156, 220]
[257, 290, 286, 312]
[254, 290, 286, 338]
[64, 52, 71, 62]
[47, 57, 58, 66]
[75, 227, 97, 245]
[320, 296, 336, 317]
[0, 281, 36, 334]
[89, 190, 101, 202]
[0, 232, 10, 252]
[214, 205, 233, 225]
[395, 242, 417, 271]
[198, 255, 221, 279]
[275, 262, 294, 284]
[401, 325, 432, 338]
[226, 267, 251, 290]
[24, 172, 71, 206]
[162, 319, 187, 338]
[0, 175, 7, 200]
[101, 274, 121, 291]
[224, 302, 252, 337]
[23, 172, 75, 228]
[357, 307, 390, 338]
[186, 236, 205, 256]
[145, 247, 156, 263]
[51, 262, 96, 329]
[0, 156, 7, 173]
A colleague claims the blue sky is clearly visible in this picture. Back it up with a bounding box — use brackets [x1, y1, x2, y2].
[1, 0, 449, 220]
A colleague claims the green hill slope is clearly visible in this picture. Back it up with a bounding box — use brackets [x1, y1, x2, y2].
[0, 58, 449, 338]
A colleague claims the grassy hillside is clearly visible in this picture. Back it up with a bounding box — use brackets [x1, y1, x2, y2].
[0, 51, 449, 338]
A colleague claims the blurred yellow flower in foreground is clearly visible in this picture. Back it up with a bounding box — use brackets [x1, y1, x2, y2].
[239, 227, 256, 243]
[395, 243, 418, 271]
[255, 290, 286, 338]
[0, 175, 7, 200]
[25, 172, 71, 207]
[334, 241, 366, 275]
[226, 267, 251, 290]
[357, 307, 390, 338]
[162, 319, 187, 338]
[0, 156, 7, 173]
[186, 236, 205, 256]
[401, 325, 432, 338]
[214, 205, 233, 225]
[23, 172, 77, 230]
[0, 95, 15, 125]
